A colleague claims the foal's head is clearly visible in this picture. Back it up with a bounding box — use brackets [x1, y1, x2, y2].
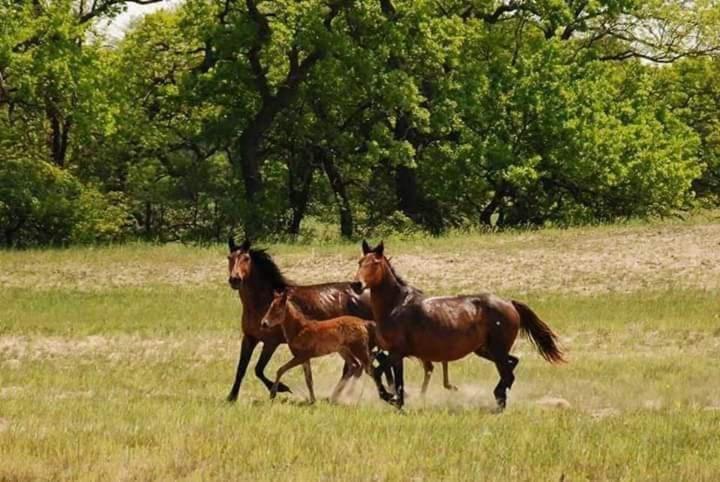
[227, 237, 252, 289]
[260, 288, 294, 328]
[356, 240, 388, 290]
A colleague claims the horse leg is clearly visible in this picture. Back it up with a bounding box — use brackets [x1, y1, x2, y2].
[330, 352, 356, 403]
[373, 351, 405, 407]
[227, 335, 259, 402]
[255, 341, 291, 394]
[371, 351, 398, 403]
[373, 351, 395, 395]
[392, 356, 405, 408]
[476, 347, 516, 410]
[271, 356, 306, 400]
[302, 361, 316, 404]
[421, 360, 433, 396]
[442, 361, 458, 391]
[506, 355, 519, 390]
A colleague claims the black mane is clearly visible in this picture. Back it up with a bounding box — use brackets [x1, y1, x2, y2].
[249, 248, 292, 290]
[385, 257, 416, 289]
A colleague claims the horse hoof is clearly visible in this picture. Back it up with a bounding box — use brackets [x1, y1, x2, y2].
[445, 384, 459, 392]
[276, 383, 292, 394]
[379, 390, 393, 402]
[226, 392, 239, 403]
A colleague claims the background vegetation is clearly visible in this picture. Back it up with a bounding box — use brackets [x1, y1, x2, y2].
[2, 0, 720, 246]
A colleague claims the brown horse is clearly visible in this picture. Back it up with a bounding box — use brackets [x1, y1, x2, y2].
[227, 238, 372, 400]
[260, 288, 375, 403]
[356, 240, 564, 410]
[226, 238, 453, 400]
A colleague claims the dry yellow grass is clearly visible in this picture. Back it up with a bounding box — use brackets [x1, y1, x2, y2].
[1, 221, 719, 295]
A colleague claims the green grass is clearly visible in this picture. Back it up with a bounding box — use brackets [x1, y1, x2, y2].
[2, 219, 720, 480]
[2, 286, 718, 336]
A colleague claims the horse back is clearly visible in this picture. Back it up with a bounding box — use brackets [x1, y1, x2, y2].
[290, 282, 373, 320]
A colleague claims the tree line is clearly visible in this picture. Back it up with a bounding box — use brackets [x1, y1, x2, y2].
[1, 0, 719, 246]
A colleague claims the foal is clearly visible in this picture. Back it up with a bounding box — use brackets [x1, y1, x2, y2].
[260, 288, 375, 403]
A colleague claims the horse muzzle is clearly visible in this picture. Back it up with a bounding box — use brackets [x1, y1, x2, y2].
[228, 277, 243, 289]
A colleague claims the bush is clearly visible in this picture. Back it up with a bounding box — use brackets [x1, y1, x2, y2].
[0, 158, 131, 247]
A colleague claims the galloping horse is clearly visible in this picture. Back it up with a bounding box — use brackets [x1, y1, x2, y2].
[356, 240, 564, 410]
[226, 238, 373, 400]
[260, 287, 376, 404]
[226, 238, 454, 400]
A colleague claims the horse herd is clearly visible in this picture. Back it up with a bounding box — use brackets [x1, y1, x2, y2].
[226, 238, 565, 410]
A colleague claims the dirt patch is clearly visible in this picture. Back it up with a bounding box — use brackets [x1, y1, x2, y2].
[2, 223, 719, 295]
[0, 386, 24, 399]
[0, 335, 222, 362]
[590, 408, 621, 419]
[536, 396, 572, 409]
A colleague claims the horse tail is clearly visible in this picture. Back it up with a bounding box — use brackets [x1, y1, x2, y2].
[511, 300, 565, 364]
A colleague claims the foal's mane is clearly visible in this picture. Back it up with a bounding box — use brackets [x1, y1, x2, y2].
[249, 249, 292, 290]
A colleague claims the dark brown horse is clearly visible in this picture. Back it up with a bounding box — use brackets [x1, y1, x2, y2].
[356, 240, 564, 410]
[226, 238, 374, 400]
[226, 238, 454, 400]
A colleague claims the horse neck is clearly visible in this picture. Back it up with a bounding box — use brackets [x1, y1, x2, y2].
[280, 302, 308, 343]
[238, 273, 274, 317]
[370, 265, 406, 323]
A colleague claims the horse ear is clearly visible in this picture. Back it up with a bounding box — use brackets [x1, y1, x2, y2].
[362, 239, 371, 255]
[240, 239, 251, 251]
[228, 237, 237, 252]
[375, 240, 384, 256]
[273, 288, 285, 298]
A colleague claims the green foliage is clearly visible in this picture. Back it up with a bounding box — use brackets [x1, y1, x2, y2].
[0, 158, 81, 246]
[1, 0, 719, 246]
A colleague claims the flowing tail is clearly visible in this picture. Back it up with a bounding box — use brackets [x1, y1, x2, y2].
[512, 300, 565, 363]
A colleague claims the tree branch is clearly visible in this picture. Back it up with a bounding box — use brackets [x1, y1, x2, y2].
[79, 0, 166, 24]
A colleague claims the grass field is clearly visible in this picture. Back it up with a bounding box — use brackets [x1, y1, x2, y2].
[2, 218, 720, 481]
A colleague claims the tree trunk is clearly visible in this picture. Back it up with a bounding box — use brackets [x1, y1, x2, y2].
[318, 148, 353, 238]
[233, 119, 269, 237]
[287, 157, 314, 236]
[480, 187, 505, 226]
[391, 114, 444, 233]
[144, 202, 153, 238]
[227, 2, 346, 237]
[47, 107, 70, 168]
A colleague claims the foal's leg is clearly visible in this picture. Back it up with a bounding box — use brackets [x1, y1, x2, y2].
[442, 362, 458, 391]
[330, 352, 356, 403]
[227, 335, 259, 402]
[271, 357, 306, 400]
[421, 360, 434, 396]
[302, 361, 316, 404]
[255, 342, 291, 394]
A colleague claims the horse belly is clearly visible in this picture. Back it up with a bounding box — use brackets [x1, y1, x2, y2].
[410, 330, 483, 362]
